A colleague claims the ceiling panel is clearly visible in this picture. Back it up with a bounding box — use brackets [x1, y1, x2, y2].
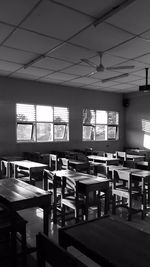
[48, 43, 96, 63]
[0, 23, 14, 43]
[71, 23, 133, 51]
[33, 57, 73, 71]
[15, 66, 53, 77]
[54, 0, 124, 17]
[63, 64, 94, 76]
[0, 46, 37, 64]
[22, 0, 91, 40]
[45, 72, 77, 81]
[4, 29, 60, 54]
[0, 60, 21, 72]
[0, 0, 39, 25]
[109, 37, 150, 59]
[0, 0, 148, 93]
[107, 0, 150, 35]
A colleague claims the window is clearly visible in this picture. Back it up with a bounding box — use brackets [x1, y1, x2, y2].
[16, 104, 69, 142]
[83, 109, 119, 141]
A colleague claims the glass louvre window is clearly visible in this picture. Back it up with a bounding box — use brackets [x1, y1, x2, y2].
[17, 104, 35, 141]
[16, 104, 69, 142]
[83, 109, 95, 141]
[83, 108, 119, 141]
[54, 107, 69, 141]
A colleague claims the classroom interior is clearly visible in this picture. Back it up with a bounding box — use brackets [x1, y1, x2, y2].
[1, 0, 150, 266]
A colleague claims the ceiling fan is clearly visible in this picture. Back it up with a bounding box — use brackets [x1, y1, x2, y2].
[81, 52, 135, 83]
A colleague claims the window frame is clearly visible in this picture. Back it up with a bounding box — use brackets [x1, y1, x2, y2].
[82, 108, 119, 141]
[16, 103, 69, 143]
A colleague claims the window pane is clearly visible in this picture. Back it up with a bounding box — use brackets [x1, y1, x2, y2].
[108, 112, 119, 125]
[95, 125, 107, 140]
[54, 125, 69, 141]
[83, 126, 95, 141]
[17, 104, 35, 122]
[36, 123, 53, 141]
[54, 107, 69, 123]
[96, 110, 107, 124]
[83, 109, 95, 125]
[108, 126, 118, 140]
[36, 105, 53, 121]
[17, 124, 33, 141]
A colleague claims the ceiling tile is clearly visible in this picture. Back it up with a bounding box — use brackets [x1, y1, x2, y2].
[11, 72, 38, 80]
[54, 0, 124, 17]
[33, 57, 72, 71]
[22, 0, 91, 40]
[71, 22, 133, 51]
[111, 74, 142, 83]
[107, 0, 150, 35]
[46, 72, 77, 81]
[5, 29, 60, 54]
[0, 0, 39, 25]
[63, 64, 94, 76]
[39, 77, 62, 84]
[109, 37, 150, 59]
[0, 23, 14, 43]
[88, 53, 126, 67]
[16, 66, 53, 77]
[48, 43, 96, 63]
[130, 79, 148, 86]
[0, 46, 37, 64]
[111, 83, 135, 89]
[68, 77, 98, 85]
[136, 53, 150, 65]
[0, 60, 21, 72]
[89, 70, 120, 79]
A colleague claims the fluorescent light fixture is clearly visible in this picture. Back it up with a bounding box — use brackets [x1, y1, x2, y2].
[101, 73, 129, 83]
[23, 54, 45, 69]
[93, 0, 136, 27]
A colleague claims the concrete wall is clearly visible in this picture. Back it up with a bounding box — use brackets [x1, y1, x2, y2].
[0, 76, 124, 155]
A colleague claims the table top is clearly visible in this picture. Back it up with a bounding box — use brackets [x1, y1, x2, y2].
[88, 155, 119, 161]
[52, 169, 108, 183]
[59, 217, 150, 267]
[127, 154, 145, 159]
[0, 178, 51, 210]
[10, 160, 48, 169]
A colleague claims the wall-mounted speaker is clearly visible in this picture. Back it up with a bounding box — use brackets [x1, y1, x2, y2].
[123, 98, 129, 107]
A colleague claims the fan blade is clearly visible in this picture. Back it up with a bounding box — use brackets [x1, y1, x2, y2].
[87, 71, 98, 77]
[81, 58, 97, 68]
[106, 65, 135, 70]
[101, 73, 129, 83]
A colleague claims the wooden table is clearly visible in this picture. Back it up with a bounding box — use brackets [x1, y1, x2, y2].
[0, 155, 23, 177]
[126, 154, 145, 161]
[0, 178, 51, 235]
[68, 159, 90, 173]
[43, 169, 110, 221]
[88, 155, 119, 165]
[10, 160, 48, 181]
[59, 216, 150, 267]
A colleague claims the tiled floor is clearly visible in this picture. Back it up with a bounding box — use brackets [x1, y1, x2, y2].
[9, 181, 150, 266]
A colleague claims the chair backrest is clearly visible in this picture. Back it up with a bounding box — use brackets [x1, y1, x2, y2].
[123, 160, 135, 168]
[43, 169, 61, 190]
[112, 169, 131, 191]
[116, 151, 127, 164]
[96, 163, 108, 178]
[36, 232, 86, 267]
[59, 158, 69, 170]
[49, 154, 58, 170]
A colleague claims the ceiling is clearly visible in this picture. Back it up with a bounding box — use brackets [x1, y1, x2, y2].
[1, 0, 150, 93]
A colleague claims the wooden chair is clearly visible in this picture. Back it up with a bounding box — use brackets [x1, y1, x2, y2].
[36, 232, 86, 267]
[0, 202, 27, 267]
[49, 154, 60, 171]
[112, 169, 142, 221]
[116, 151, 127, 165]
[123, 160, 136, 168]
[43, 169, 61, 224]
[61, 177, 108, 226]
[59, 158, 69, 170]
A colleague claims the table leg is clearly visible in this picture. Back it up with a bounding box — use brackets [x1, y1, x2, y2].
[43, 205, 50, 235]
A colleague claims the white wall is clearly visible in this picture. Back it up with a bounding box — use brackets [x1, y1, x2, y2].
[0, 76, 124, 155]
[124, 91, 150, 149]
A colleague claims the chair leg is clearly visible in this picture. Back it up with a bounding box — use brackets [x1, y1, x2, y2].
[61, 205, 65, 227]
[112, 195, 116, 215]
